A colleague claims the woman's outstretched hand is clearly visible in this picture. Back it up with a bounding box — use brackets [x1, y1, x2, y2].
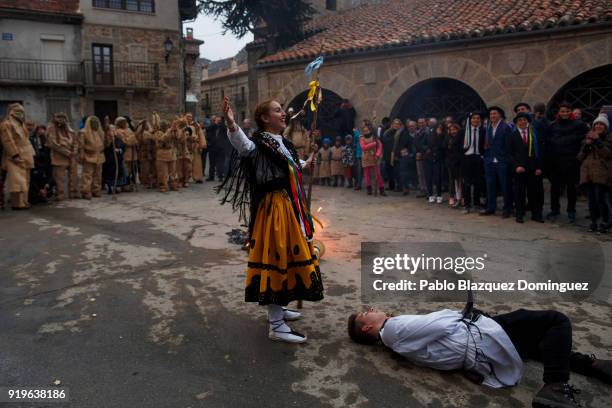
[223, 96, 236, 131]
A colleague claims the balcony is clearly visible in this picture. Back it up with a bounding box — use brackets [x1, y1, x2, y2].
[83, 60, 159, 89]
[0, 59, 82, 86]
[0, 59, 160, 90]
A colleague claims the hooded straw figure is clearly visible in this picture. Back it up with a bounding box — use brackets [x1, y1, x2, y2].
[0, 103, 35, 209]
[79, 116, 106, 199]
[46, 112, 79, 201]
[218, 96, 322, 344]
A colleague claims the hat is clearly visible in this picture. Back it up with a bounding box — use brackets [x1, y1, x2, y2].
[322, 137, 332, 145]
[593, 113, 609, 129]
[513, 102, 531, 113]
[488, 106, 506, 119]
[513, 112, 532, 124]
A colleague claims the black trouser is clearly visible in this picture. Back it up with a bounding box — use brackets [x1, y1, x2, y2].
[207, 149, 224, 179]
[550, 159, 580, 214]
[201, 148, 208, 177]
[493, 309, 593, 384]
[425, 159, 443, 197]
[585, 182, 609, 224]
[461, 155, 484, 208]
[513, 170, 544, 218]
[384, 161, 396, 190]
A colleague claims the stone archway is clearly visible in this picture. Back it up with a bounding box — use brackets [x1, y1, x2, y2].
[523, 38, 612, 110]
[275, 69, 358, 110]
[287, 88, 345, 138]
[390, 78, 487, 122]
[546, 64, 612, 123]
[374, 56, 512, 119]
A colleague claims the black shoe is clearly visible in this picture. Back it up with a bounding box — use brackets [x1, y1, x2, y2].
[588, 223, 598, 233]
[516, 216, 524, 223]
[206, 177, 215, 181]
[570, 353, 612, 384]
[568, 212, 576, 223]
[367, 186, 372, 195]
[379, 188, 387, 197]
[546, 211, 560, 221]
[479, 210, 495, 216]
[532, 214, 545, 223]
[532, 383, 581, 408]
[598, 224, 609, 234]
[502, 212, 511, 219]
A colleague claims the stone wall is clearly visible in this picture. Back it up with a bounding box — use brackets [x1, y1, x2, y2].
[81, 24, 183, 121]
[256, 29, 612, 123]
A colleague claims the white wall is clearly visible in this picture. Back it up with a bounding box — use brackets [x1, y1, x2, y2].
[0, 19, 81, 61]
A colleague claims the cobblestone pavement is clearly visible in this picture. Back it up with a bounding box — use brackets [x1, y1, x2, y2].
[1, 183, 610, 407]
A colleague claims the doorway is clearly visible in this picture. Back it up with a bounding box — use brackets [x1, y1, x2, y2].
[94, 100, 118, 122]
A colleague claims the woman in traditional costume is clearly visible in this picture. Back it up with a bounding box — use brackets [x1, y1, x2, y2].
[218, 97, 324, 343]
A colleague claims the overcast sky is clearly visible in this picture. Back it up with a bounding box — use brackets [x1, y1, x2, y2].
[184, 14, 253, 61]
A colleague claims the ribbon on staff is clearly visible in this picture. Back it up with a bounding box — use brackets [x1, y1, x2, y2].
[307, 80, 320, 112]
[304, 55, 324, 77]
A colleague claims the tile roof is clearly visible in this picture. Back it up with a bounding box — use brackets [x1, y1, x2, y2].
[258, 0, 612, 64]
[203, 63, 248, 82]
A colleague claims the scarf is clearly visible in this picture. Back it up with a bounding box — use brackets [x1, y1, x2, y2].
[463, 126, 480, 154]
[217, 130, 314, 241]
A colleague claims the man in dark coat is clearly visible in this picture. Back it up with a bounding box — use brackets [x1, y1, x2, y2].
[461, 112, 486, 213]
[334, 99, 356, 137]
[382, 119, 412, 191]
[480, 106, 513, 217]
[546, 102, 589, 223]
[205, 115, 227, 181]
[509, 112, 545, 223]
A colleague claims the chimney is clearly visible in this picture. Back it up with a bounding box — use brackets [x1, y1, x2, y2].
[230, 58, 238, 72]
[202, 64, 209, 79]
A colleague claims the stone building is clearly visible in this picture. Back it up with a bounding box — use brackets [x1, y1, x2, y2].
[79, 0, 199, 121]
[0, 0, 201, 125]
[201, 55, 249, 121]
[249, 0, 612, 137]
[0, 0, 83, 123]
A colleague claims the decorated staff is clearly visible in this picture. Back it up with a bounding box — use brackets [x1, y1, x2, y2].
[217, 94, 323, 344]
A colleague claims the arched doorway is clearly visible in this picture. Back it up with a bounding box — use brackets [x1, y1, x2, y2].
[287, 88, 344, 138]
[547, 65, 612, 123]
[390, 78, 487, 124]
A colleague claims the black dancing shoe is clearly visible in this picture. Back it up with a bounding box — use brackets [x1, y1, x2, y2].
[532, 383, 581, 408]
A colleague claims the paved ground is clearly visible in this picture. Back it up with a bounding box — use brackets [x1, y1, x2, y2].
[1, 183, 611, 408]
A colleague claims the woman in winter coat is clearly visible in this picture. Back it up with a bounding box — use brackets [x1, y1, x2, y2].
[577, 114, 611, 232]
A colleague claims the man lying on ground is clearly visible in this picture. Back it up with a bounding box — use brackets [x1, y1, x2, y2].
[348, 307, 611, 408]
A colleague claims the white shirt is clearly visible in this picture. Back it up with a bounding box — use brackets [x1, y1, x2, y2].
[491, 121, 501, 163]
[380, 309, 523, 388]
[465, 127, 479, 156]
[227, 126, 307, 168]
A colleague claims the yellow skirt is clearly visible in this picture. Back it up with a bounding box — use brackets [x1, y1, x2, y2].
[245, 191, 324, 305]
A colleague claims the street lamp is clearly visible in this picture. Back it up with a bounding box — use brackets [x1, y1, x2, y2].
[164, 37, 173, 63]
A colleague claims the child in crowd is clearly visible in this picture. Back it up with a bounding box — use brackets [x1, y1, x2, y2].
[318, 137, 332, 186]
[360, 125, 386, 196]
[331, 135, 344, 187]
[342, 135, 356, 188]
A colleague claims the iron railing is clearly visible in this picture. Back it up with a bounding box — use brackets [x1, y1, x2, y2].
[0, 59, 82, 84]
[82, 60, 159, 88]
[0, 59, 159, 89]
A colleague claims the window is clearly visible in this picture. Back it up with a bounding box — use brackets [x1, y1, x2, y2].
[326, 0, 337, 10]
[93, 0, 155, 13]
[92, 43, 114, 85]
